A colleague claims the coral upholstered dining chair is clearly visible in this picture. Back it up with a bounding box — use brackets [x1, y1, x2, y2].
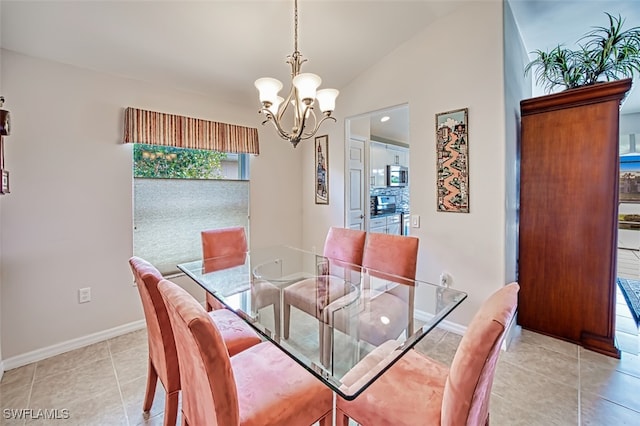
[201, 226, 282, 336]
[201, 226, 249, 311]
[335, 282, 520, 426]
[158, 278, 334, 426]
[322, 232, 420, 365]
[360, 232, 420, 339]
[282, 226, 366, 339]
[129, 256, 261, 426]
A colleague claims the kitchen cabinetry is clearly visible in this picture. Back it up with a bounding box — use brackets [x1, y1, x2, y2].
[370, 142, 387, 188]
[370, 141, 408, 187]
[369, 213, 402, 235]
[387, 145, 408, 167]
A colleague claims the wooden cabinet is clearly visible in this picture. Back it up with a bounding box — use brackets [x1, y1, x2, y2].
[369, 214, 402, 235]
[518, 79, 632, 358]
[370, 141, 409, 187]
[387, 145, 408, 167]
[370, 142, 387, 188]
[387, 214, 401, 235]
[369, 217, 387, 234]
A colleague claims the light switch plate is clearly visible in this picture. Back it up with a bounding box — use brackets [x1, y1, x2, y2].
[411, 214, 420, 228]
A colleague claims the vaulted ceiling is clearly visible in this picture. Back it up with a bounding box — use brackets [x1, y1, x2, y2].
[1, 0, 639, 144]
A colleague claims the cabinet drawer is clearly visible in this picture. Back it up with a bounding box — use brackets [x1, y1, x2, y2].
[370, 217, 386, 228]
[387, 214, 401, 224]
[370, 225, 386, 234]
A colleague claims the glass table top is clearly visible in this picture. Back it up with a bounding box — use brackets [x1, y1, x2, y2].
[177, 245, 467, 400]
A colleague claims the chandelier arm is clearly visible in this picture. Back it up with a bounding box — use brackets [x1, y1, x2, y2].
[259, 107, 296, 141]
[298, 115, 337, 141]
[291, 103, 319, 142]
[298, 108, 319, 139]
[275, 85, 297, 124]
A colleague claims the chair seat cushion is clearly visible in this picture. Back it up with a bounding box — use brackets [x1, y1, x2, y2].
[284, 276, 352, 317]
[337, 349, 449, 426]
[208, 308, 261, 356]
[328, 289, 409, 346]
[232, 342, 333, 426]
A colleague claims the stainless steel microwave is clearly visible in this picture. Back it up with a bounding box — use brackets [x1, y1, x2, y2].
[386, 165, 408, 187]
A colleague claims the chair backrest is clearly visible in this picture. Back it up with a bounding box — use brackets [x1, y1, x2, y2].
[441, 282, 519, 426]
[323, 227, 367, 265]
[158, 278, 240, 426]
[201, 226, 248, 272]
[202, 226, 248, 257]
[362, 233, 419, 284]
[322, 227, 367, 281]
[128, 256, 180, 392]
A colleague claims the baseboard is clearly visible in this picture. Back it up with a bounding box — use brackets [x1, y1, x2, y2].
[0, 361, 4, 382]
[414, 309, 467, 336]
[1, 310, 457, 372]
[1, 320, 146, 371]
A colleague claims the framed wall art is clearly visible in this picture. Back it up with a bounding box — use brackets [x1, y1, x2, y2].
[436, 108, 469, 213]
[315, 135, 329, 204]
[1, 169, 9, 194]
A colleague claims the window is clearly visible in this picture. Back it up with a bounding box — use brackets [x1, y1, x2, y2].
[133, 144, 249, 275]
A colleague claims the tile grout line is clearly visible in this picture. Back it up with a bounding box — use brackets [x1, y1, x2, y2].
[107, 339, 131, 426]
[22, 363, 37, 426]
[577, 346, 582, 425]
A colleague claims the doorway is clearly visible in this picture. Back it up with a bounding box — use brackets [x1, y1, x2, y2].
[616, 134, 640, 354]
[345, 104, 410, 235]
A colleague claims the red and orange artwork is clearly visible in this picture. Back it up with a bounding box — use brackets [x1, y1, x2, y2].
[436, 108, 469, 213]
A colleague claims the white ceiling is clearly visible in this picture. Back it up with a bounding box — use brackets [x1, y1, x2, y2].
[1, 0, 639, 143]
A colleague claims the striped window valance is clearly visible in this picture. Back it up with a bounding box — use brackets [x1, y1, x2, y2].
[123, 107, 259, 154]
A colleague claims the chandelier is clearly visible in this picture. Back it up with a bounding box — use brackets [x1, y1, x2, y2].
[254, 0, 339, 148]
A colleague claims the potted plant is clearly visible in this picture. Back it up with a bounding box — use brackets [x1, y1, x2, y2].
[524, 12, 640, 93]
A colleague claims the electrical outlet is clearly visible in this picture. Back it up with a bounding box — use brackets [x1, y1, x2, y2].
[439, 272, 452, 287]
[78, 287, 91, 303]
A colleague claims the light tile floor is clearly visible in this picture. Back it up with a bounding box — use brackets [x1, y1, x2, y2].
[1, 317, 640, 425]
[3, 246, 640, 426]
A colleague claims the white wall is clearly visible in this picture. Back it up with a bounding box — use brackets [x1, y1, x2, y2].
[0, 0, 530, 361]
[303, 1, 513, 326]
[0, 49, 303, 360]
[0, 1, 4, 372]
[621, 112, 640, 135]
[503, 0, 532, 284]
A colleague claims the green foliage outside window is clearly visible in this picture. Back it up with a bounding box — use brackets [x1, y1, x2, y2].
[133, 143, 227, 179]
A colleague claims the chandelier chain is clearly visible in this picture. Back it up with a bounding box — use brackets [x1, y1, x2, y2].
[294, 0, 299, 53]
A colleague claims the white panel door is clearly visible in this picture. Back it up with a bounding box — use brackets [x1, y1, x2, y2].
[348, 139, 366, 230]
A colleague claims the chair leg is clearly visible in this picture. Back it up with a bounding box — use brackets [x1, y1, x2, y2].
[273, 300, 281, 339]
[283, 301, 291, 339]
[321, 322, 332, 367]
[163, 390, 179, 426]
[143, 358, 158, 412]
[319, 414, 332, 426]
[206, 293, 225, 311]
[335, 408, 350, 426]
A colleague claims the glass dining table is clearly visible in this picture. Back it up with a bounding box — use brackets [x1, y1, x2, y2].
[177, 245, 467, 401]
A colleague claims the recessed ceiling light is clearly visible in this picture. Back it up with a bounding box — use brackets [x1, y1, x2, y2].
[380, 116, 390, 122]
